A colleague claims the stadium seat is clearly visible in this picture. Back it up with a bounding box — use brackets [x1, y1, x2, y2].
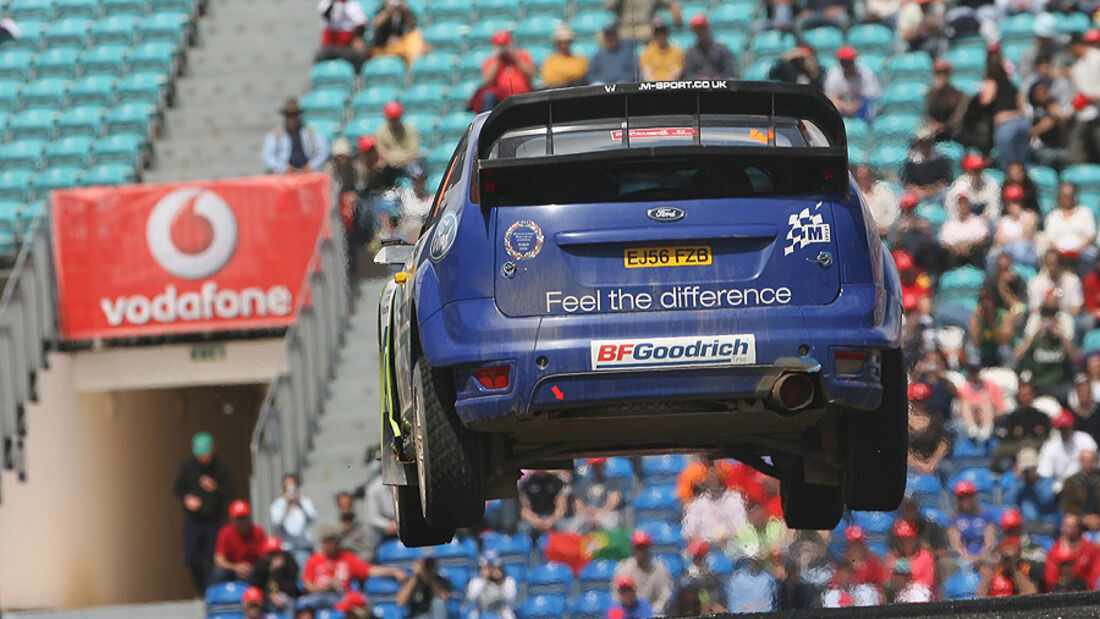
[0, 81, 23, 113]
[350, 86, 400, 117]
[523, 0, 565, 18]
[1059, 12, 1090, 34]
[19, 78, 69, 111]
[204, 581, 249, 613]
[300, 88, 349, 123]
[34, 46, 82, 80]
[44, 17, 92, 48]
[0, 139, 47, 172]
[844, 117, 871, 151]
[568, 591, 611, 619]
[81, 162, 137, 185]
[365, 577, 402, 604]
[375, 539, 423, 567]
[656, 553, 684, 580]
[317, 611, 347, 619]
[939, 265, 985, 298]
[430, 536, 478, 566]
[867, 143, 908, 178]
[1083, 329, 1100, 355]
[0, 202, 20, 234]
[632, 484, 680, 520]
[640, 454, 685, 484]
[943, 47, 985, 80]
[421, 23, 466, 54]
[949, 467, 997, 503]
[908, 473, 945, 506]
[878, 84, 927, 117]
[409, 53, 458, 85]
[999, 13, 1034, 44]
[402, 113, 438, 143]
[944, 568, 980, 600]
[513, 15, 557, 46]
[845, 23, 894, 55]
[400, 82, 445, 114]
[104, 102, 155, 136]
[80, 44, 130, 76]
[148, 0, 194, 14]
[479, 0, 519, 20]
[138, 11, 191, 44]
[115, 72, 165, 105]
[518, 594, 566, 619]
[372, 603, 403, 619]
[711, 2, 755, 33]
[1063, 165, 1100, 192]
[885, 52, 932, 83]
[802, 26, 843, 57]
[342, 116, 383, 142]
[480, 531, 531, 564]
[750, 30, 794, 64]
[502, 564, 527, 586]
[102, 0, 146, 14]
[636, 519, 684, 554]
[45, 136, 95, 168]
[9, 0, 54, 22]
[56, 0, 102, 18]
[873, 114, 922, 144]
[527, 562, 573, 595]
[361, 56, 407, 88]
[1032, 534, 1055, 551]
[9, 109, 57, 140]
[128, 41, 179, 75]
[32, 166, 83, 198]
[469, 19, 517, 44]
[92, 133, 144, 165]
[68, 76, 116, 107]
[0, 170, 35, 201]
[425, 0, 469, 24]
[427, 143, 454, 172]
[310, 59, 356, 91]
[951, 437, 994, 470]
[578, 559, 616, 593]
[91, 13, 140, 44]
[438, 565, 471, 598]
[0, 50, 36, 81]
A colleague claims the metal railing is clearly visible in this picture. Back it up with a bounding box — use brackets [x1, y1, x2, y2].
[0, 217, 59, 502]
[249, 207, 350, 530]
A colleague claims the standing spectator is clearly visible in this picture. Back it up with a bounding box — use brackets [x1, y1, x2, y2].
[977, 538, 1039, 596]
[1015, 306, 1077, 403]
[316, 0, 368, 71]
[1038, 410, 1099, 492]
[979, 48, 1030, 169]
[398, 558, 451, 619]
[1042, 184, 1097, 267]
[957, 362, 1007, 440]
[374, 101, 427, 198]
[613, 531, 674, 613]
[939, 194, 991, 269]
[907, 384, 951, 475]
[586, 23, 637, 85]
[1066, 32, 1100, 165]
[682, 15, 737, 80]
[681, 464, 748, 545]
[466, 551, 518, 619]
[1004, 448, 1061, 536]
[540, 24, 588, 88]
[475, 31, 535, 112]
[843, 527, 887, 587]
[606, 0, 682, 42]
[1043, 513, 1100, 590]
[994, 381, 1051, 472]
[889, 520, 936, 590]
[1059, 450, 1100, 530]
[855, 164, 898, 238]
[902, 129, 953, 200]
[682, 540, 727, 612]
[898, 0, 945, 56]
[327, 137, 358, 202]
[270, 474, 317, 568]
[946, 154, 1001, 222]
[337, 491, 372, 560]
[947, 481, 997, 566]
[261, 99, 331, 174]
[725, 550, 778, 613]
[926, 60, 965, 141]
[303, 525, 407, 603]
[824, 46, 880, 121]
[768, 45, 824, 90]
[251, 535, 301, 614]
[174, 431, 234, 593]
[370, 0, 425, 65]
[360, 479, 396, 560]
[519, 470, 568, 538]
[639, 19, 684, 82]
[567, 458, 625, 534]
[242, 586, 266, 619]
[608, 575, 654, 619]
[213, 500, 267, 584]
[886, 559, 934, 603]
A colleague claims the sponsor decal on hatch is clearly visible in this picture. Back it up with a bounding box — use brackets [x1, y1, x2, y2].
[591, 335, 756, 370]
[504, 220, 544, 261]
[784, 203, 831, 256]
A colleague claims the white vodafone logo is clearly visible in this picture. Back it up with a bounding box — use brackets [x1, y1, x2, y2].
[146, 188, 238, 280]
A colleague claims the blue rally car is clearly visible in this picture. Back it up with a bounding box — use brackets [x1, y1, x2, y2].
[376, 81, 906, 546]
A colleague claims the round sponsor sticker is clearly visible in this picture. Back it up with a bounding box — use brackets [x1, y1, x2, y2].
[429, 212, 458, 261]
[504, 220, 544, 261]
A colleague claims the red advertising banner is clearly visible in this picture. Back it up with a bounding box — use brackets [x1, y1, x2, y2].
[51, 174, 332, 341]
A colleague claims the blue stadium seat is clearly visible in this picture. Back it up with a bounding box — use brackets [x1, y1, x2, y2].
[311, 59, 356, 91]
[365, 577, 402, 604]
[101, 0, 146, 14]
[478, 0, 519, 20]
[361, 56, 407, 88]
[1063, 164, 1100, 192]
[640, 454, 685, 484]
[206, 613, 244, 619]
[402, 112, 438, 143]
[468, 19, 517, 45]
[522, 0, 565, 18]
[951, 437, 994, 470]
[851, 511, 895, 536]
[427, 536, 478, 567]
[526, 562, 574, 595]
[44, 17, 92, 48]
[944, 568, 980, 600]
[908, 473, 945, 507]
[1032, 534, 1055, 551]
[578, 559, 616, 593]
[656, 553, 684, 580]
[438, 565, 471, 598]
[568, 591, 611, 619]
[707, 551, 733, 575]
[80, 44, 130, 76]
[750, 30, 794, 64]
[479, 531, 531, 564]
[56, 0, 101, 18]
[205, 580, 249, 613]
[0, 202, 21, 235]
[34, 46, 82, 79]
[636, 519, 684, 554]
[518, 594, 566, 619]
[0, 50, 36, 81]
[148, 0, 194, 14]
[711, 2, 755, 33]
[4, 19, 45, 51]
[425, 0, 469, 24]
[502, 564, 527, 585]
[19, 78, 69, 111]
[801, 26, 843, 57]
[401, 82, 446, 114]
[873, 114, 922, 143]
[0, 81, 22, 113]
[91, 13, 140, 44]
[68, 76, 116, 107]
[316, 611, 346, 619]
[920, 505, 950, 529]
[513, 15, 556, 46]
[32, 166, 82, 198]
[999, 13, 1034, 44]
[632, 484, 680, 520]
[343, 116, 383, 142]
[938, 265, 985, 297]
[350, 85, 400, 117]
[300, 88, 349, 123]
[376, 539, 424, 567]
[1083, 330, 1100, 355]
[92, 133, 144, 165]
[81, 162, 136, 185]
[374, 603, 404, 619]
[886, 52, 932, 83]
[0, 139, 47, 172]
[45, 136, 95, 167]
[878, 83, 927, 117]
[1058, 12, 1090, 34]
[442, 81, 478, 114]
[867, 143, 908, 178]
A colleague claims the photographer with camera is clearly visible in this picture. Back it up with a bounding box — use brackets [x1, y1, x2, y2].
[977, 538, 1039, 597]
[270, 474, 317, 568]
[1015, 290, 1077, 405]
[466, 551, 518, 619]
[473, 31, 534, 113]
[398, 558, 452, 619]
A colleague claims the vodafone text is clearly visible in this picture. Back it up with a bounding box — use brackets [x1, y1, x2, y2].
[100, 282, 293, 327]
[545, 286, 793, 313]
[591, 335, 756, 370]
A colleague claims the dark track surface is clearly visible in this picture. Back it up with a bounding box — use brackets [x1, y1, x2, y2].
[721, 591, 1100, 618]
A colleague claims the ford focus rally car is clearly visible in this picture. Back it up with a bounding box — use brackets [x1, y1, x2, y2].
[376, 81, 906, 546]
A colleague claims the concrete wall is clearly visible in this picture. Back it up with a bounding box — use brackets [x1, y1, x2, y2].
[0, 347, 272, 610]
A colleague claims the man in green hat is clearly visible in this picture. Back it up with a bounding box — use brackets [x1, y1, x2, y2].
[174, 431, 234, 593]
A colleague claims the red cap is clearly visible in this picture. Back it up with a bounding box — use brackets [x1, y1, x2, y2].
[916, 0, 933, 5]
[229, 500, 251, 519]
[689, 14, 708, 28]
[615, 574, 636, 589]
[893, 249, 915, 271]
[1051, 544, 1076, 564]
[1003, 183, 1025, 202]
[1053, 409, 1076, 428]
[836, 45, 858, 61]
[1086, 28, 1100, 43]
[908, 382, 932, 402]
[358, 135, 376, 152]
[335, 591, 369, 611]
[384, 101, 404, 120]
[962, 153, 985, 171]
[631, 530, 651, 547]
[242, 586, 264, 604]
[1000, 509, 1023, 530]
[588, 457, 607, 465]
[989, 574, 1014, 596]
[899, 193, 920, 210]
[903, 290, 920, 312]
[845, 525, 865, 542]
[893, 520, 917, 539]
[1001, 535, 1021, 551]
[687, 539, 710, 557]
[491, 30, 512, 46]
[262, 535, 283, 555]
[954, 480, 977, 497]
[987, 42, 1002, 54]
[933, 59, 953, 72]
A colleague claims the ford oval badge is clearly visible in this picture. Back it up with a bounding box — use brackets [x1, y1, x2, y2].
[647, 206, 685, 222]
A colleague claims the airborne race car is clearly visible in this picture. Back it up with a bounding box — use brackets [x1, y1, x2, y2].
[376, 81, 906, 546]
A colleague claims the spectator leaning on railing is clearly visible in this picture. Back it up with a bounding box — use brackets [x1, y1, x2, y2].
[261, 98, 331, 174]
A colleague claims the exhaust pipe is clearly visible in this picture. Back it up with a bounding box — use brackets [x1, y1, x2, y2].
[770, 373, 815, 412]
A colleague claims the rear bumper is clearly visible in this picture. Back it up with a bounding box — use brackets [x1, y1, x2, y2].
[416, 283, 900, 426]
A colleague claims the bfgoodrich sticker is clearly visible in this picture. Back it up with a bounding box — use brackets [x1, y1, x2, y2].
[591, 334, 756, 370]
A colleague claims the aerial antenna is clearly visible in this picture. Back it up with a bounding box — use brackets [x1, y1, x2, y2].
[768, 92, 776, 146]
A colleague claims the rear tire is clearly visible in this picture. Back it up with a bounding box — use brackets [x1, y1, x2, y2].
[780, 461, 843, 530]
[393, 485, 455, 547]
[844, 348, 908, 511]
[412, 358, 485, 529]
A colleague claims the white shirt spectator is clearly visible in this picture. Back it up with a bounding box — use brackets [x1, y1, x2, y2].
[467, 573, 518, 619]
[1022, 309, 1076, 340]
[939, 213, 989, 247]
[613, 556, 674, 613]
[945, 173, 1002, 222]
[1037, 430, 1098, 492]
[318, 0, 367, 32]
[682, 489, 748, 545]
[270, 493, 318, 557]
[1044, 205, 1096, 254]
[1071, 48, 1100, 122]
[862, 182, 899, 236]
[894, 582, 934, 603]
[821, 583, 883, 607]
[1027, 269, 1084, 311]
[824, 65, 881, 111]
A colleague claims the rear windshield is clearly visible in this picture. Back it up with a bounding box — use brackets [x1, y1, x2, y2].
[489, 114, 831, 159]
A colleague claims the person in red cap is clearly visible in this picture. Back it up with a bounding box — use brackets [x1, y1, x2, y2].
[608, 574, 655, 619]
[907, 382, 950, 475]
[335, 590, 371, 619]
[853, 164, 898, 238]
[1043, 182, 1097, 266]
[894, 248, 932, 314]
[1050, 544, 1090, 592]
[242, 585, 266, 619]
[925, 58, 965, 140]
[315, 0, 368, 71]
[1038, 409, 1098, 492]
[213, 500, 268, 583]
[888, 519, 936, 589]
[947, 481, 996, 566]
[303, 524, 407, 603]
[1066, 31, 1100, 164]
[251, 535, 301, 613]
[682, 14, 737, 80]
[1044, 513, 1100, 591]
[682, 539, 726, 612]
[613, 529, 673, 612]
[824, 45, 880, 120]
[566, 457, 625, 534]
[946, 153, 1001, 224]
[843, 526, 887, 588]
[373, 100, 427, 198]
[474, 29, 534, 112]
[993, 183, 1039, 269]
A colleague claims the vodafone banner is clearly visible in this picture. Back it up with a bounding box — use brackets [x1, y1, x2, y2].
[52, 174, 332, 341]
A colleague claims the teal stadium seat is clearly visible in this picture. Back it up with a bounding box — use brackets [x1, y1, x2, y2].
[0, 202, 20, 234]
[9, 108, 57, 140]
[91, 14, 140, 45]
[572, 39, 598, 60]
[350, 86, 400, 117]
[0, 50, 35, 81]
[846, 23, 894, 56]
[844, 117, 871, 151]
[92, 133, 143, 165]
[573, 0, 605, 8]
[802, 26, 843, 57]
[999, 13, 1034, 45]
[147, 0, 193, 15]
[81, 162, 136, 185]
[138, 11, 190, 44]
[410, 53, 457, 85]
[80, 44, 130, 76]
[1059, 12, 1090, 34]
[421, 23, 466, 54]
[873, 114, 921, 144]
[5, 20, 44, 51]
[101, 0, 146, 14]
[32, 166, 83, 199]
[425, 0, 470, 24]
[750, 30, 795, 65]
[522, 0, 565, 18]
[402, 113, 437, 143]
[469, 19, 516, 44]
[43, 18, 92, 48]
[8, 0, 53, 22]
[0, 139, 47, 172]
[869, 143, 909, 179]
[19, 78, 69, 111]
[104, 102, 155, 136]
[0, 80, 23, 111]
[436, 111, 472, 145]
[56, 0, 101, 19]
[115, 72, 164, 105]
[400, 82, 446, 113]
[1029, 165, 1059, 193]
[935, 140, 965, 174]
[570, 11, 606, 38]
[943, 47, 985, 80]
[20, 200, 48, 226]
[848, 146, 869, 167]
[442, 80, 477, 113]
[311, 59, 356, 91]
[1063, 165, 1100, 192]
[342, 115, 383, 142]
[308, 119, 341, 142]
[741, 60, 772, 81]
[0, 170, 34, 202]
[886, 52, 932, 84]
[427, 144, 454, 171]
[456, 51, 491, 84]
[478, 0, 520, 20]
[45, 136, 95, 167]
[878, 83, 927, 116]
[299, 88, 348, 123]
[720, 32, 748, 57]
[361, 56, 406, 89]
[513, 15, 557, 47]
[526, 44, 551, 68]
[69, 75, 115, 106]
[35, 46, 82, 79]
[128, 41, 178, 75]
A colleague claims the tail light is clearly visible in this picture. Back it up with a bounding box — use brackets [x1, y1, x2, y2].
[473, 366, 510, 390]
[834, 350, 869, 375]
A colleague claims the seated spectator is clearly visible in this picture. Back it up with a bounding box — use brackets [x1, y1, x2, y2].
[893, 495, 948, 559]
[980, 47, 1031, 169]
[316, 0, 368, 71]
[682, 540, 727, 612]
[1050, 546, 1091, 592]
[303, 525, 407, 605]
[295, 600, 319, 619]
[946, 154, 1001, 222]
[213, 501, 267, 583]
[587, 23, 637, 85]
[1003, 162, 1041, 214]
[359, 479, 395, 560]
[678, 456, 737, 504]
[1027, 65, 1072, 170]
[335, 491, 370, 560]
[335, 591, 371, 619]
[518, 470, 568, 538]
[1022, 288, 1077, 350]
[682, 15, 737, 80]
[774, 556, 814, 611]
[270, 474, 317, 568]
[374, 102, 427, 198]
[668, 580, 704, 616]
[994, 381, 1052, 472]
[984, 252, 1028, 311]
[540, 24, 588, 88]
[897, 0, 944, 56]
[820, 560, 880, 607]
[251, 535, 300, 614]
[843, 527, 886, 588]
[885, 558, 933, 603]
[993, 185, 1039, 269]
[466, 551, 518, 619]
[639, 19, 684, 82]
[567, 457, 624, 534]
[682, 463, 748, 545]
[969, 288, 1021, 369]
[1081, 258, 1100, 334]
[1043, 184, 1097, 266]
[889, 520, 936, 590]
[1070, 372, 1099, 422]
[912, 351, 956, 421]
[1028, 249, 1084, 314]
[1004, 447, 1061, 536]
[902, 129, 953, 200]
[1038, 410, 1099, 492]
[608, 0, 682, 42]
[1060, 450, 1100, 530]
[1018, 13, 1071, 79]
[1043, 513, 1100, 590]
[939, 194, 990, 269]
[1015, 302, 1077, 402]
[398, 558, 451, 619]
[947, 481, 997, 566]
[907, 385, 951, 474]
[613, 531, 674, 613]
[733, 500, 788, 566]
[261, 99, 331, 174]
[726, 551, 778, 612]
[824, 46, 880, 121]
[999, 509, 1048, 579]
[925, 60, 965, 141]
[959, 362, 1007, 440]
[855, 165, 898, 238]
[795, 0, 853, 31]
[609, 575, 654, 619]
[768, 44, 824, 90]
[1066, 33, 1100, 165]
[242, 586, 266, 619]
[474, 31, 535, 112]
[978, 538, 1039, 597]
[370, 0, 425, 65]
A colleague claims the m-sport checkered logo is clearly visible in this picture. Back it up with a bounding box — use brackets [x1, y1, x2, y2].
[591, 335, 756, 371]
[146, 188, 238, 279]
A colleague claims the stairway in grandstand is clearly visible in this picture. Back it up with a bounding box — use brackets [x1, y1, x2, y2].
[144, 0, 317, 181]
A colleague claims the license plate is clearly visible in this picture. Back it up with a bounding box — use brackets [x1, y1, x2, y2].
[624, 245, 712, 268]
